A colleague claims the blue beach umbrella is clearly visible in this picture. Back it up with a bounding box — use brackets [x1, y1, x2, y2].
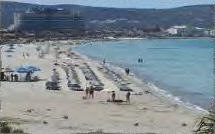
[26, 66, 41, 72]
[15, 65, 41, 73]
[16, 67, 30, 73]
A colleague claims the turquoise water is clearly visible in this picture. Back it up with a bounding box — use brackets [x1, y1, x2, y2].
[74, 39, 214, 109]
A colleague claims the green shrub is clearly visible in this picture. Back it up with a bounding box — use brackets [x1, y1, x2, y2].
[13, 128, 24, 133]
[0, 121, 24, 133]
[0, 125, 12, 133]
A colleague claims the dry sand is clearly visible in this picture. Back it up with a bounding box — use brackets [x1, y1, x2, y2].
[0, 42, 205, 134]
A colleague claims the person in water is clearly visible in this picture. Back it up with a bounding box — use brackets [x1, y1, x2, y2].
[138, 58, 143, 63]
[126, 91, 131, 104]
[125, 68, 130, 75]
[103, 59, 106, 65]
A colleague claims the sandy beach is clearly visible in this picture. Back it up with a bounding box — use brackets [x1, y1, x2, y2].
[0, 41, 205, 134]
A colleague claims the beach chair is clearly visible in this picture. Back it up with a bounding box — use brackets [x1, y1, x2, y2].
[46, 81, 60, 90]
[68, 83, 83, 91]
[32, 76, 39, 81]
[93, 85, 104, 91]
[119, 86, 133, 92]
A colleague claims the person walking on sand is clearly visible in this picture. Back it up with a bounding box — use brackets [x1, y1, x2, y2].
[89, 86, 94, 99]
[10, 73, 14, 82]
[126, 91, 131, 104]
[111, 91, 116, 102]
[23, 52, 25, 59]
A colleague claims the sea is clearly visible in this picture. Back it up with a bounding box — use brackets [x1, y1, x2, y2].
[73, 38, 214, 111]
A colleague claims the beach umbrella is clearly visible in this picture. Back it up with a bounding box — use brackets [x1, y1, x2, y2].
[26, 66, 41, 72]
[15, 65, 41, 73]
[15, 66, 30, 73]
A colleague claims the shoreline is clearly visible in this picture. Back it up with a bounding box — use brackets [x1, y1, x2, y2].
[0, 42, 205, 133]
[73, 50, 208, 114]
[2, 36, 212, 45]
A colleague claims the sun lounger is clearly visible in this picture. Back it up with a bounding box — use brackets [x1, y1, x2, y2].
[93, 85, 104, 91]
[70, 84, 83, 91]
[32, 76, 39, 81]
[46, 81, 60, 90]
[119, 86, 133, 92]
[68, 80, 83, 91]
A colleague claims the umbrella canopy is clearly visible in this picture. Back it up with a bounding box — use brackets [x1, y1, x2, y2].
[15, 66, 30, 73]
[15, 65, 41, 73]
[26, 66, 41, 72]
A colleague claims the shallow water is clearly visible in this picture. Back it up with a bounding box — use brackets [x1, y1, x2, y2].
[74, 38, 214, 109]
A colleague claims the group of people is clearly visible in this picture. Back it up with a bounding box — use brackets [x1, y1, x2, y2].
[85, 86, 95, 99]
[138, 58, 144, 63]
[83, 86, 131, 104]
[10, 73, 19, 82]
[111, 91, 131, 104]
[0, 72, 19, 82]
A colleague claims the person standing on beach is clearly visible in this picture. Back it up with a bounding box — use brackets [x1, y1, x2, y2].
[10, 73, 14, 82]
[89, 86, 94, 99]
[111, 91, 116, 102]
[14, 74, 18, 82]
[23, 52, 25, 59]
[85, 87, 89, 98]
[126, 91, 131, 104]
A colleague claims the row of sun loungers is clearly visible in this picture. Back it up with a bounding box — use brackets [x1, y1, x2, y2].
[66, 53, 104, 91]
[62, 64, 83, 91]
[68, 65, 83, 91]
[80, 63, 104, 91]
[99, 66, 133, 92]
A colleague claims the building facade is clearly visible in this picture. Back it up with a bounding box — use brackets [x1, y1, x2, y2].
[14, 8, 85, 37]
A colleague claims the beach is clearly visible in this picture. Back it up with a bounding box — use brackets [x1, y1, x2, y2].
[0, 41, 205, 134]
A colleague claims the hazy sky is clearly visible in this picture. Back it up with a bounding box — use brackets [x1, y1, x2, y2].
[7, 0, 215, 9]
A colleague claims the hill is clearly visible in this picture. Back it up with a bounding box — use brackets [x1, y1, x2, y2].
[1, 1, 214, 30]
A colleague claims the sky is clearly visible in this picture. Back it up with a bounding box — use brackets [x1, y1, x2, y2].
[6, 0, 215, 9]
